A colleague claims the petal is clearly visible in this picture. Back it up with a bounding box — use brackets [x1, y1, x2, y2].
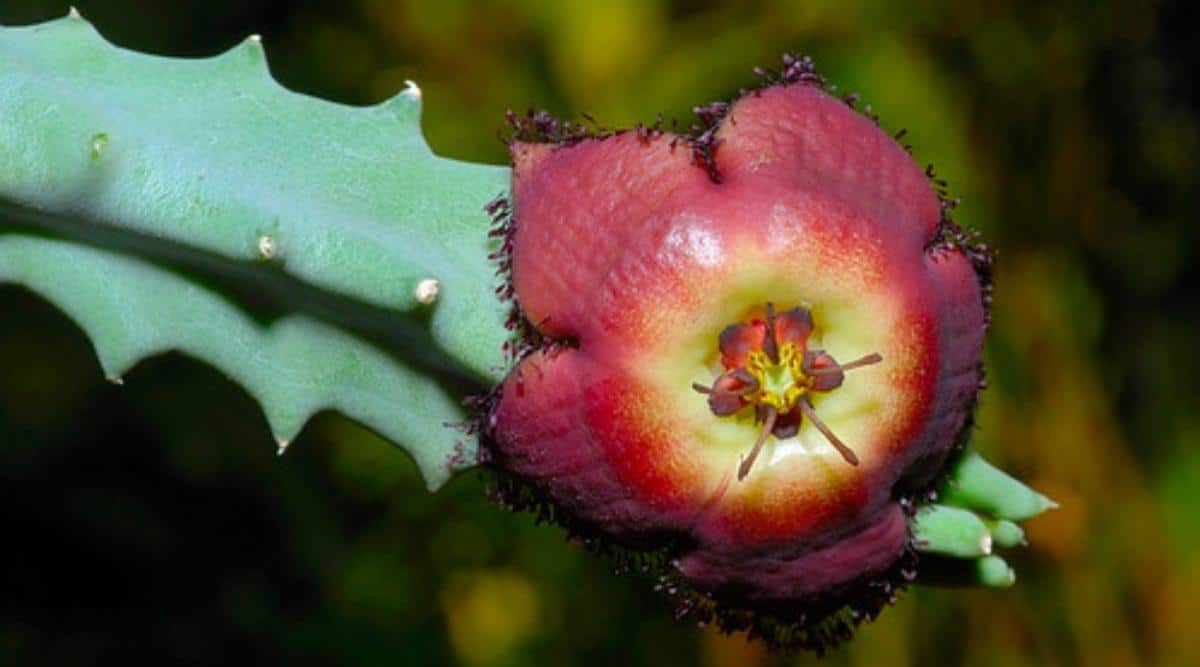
[678, 503, 907, 599]
[895, 247, 987, 487]
[487, 348, 638, 528]
[510, 134, 708, 340]
[489, 348, 721, 537]
[713, 84, 941, 248]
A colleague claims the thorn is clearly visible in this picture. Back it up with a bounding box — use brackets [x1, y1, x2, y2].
[90, 133, 109, 159]
[247, 34, 262, 44]
[67, 6, 82, 19]
[980, 531, 993, 555]
[403, 79, 422, 100]
[106, 375, 124, 386]
[256, 235, 277, 259]
[414, 278, 440, 305]
[276, 440, 291, 456]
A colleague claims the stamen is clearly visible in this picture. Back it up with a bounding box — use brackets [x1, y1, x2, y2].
[799, 399, 859, 466]
[762, 302, 780, 364]
[738, 406, 778, 481]
[692, 383, 712, 394]
[807, 352, 883, 376]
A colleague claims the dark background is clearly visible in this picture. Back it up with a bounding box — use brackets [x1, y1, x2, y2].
[2, 1, 1198, 665]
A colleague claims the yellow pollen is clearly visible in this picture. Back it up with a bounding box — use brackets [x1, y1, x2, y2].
[744, 342, 810, 412]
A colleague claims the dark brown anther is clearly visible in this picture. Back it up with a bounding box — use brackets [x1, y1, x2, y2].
[708, 392, 744, 417]
[702, 369, 761, 416]
[771, 409, 802, 439]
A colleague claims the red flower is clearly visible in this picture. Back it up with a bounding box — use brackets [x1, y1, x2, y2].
[484, 64, 987, 642]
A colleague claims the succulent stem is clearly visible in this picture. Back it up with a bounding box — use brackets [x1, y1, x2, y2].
[939, 451, 1058, 521]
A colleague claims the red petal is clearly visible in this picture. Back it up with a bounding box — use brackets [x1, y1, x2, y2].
[896, 247, 987, 487]
[713, 85, 940, 247]
[678, 503, 906, 599]
[510, 135, 707, 340]
[489, 347, 715, 535]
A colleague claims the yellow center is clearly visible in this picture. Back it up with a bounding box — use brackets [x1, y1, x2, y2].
[744, 341, 811, 413]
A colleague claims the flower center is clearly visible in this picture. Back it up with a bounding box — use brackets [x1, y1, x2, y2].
[745, 344, 806, 413]
[692, 303, 882, 481]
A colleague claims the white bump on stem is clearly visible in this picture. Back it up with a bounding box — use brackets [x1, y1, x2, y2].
[980, 531, 994, 556]
[257, 235, 277, 259]
[276, 440, 291, 456]
[414, 278, 440, 305]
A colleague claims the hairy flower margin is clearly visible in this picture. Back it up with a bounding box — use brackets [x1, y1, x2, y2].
[473, 55, 995, 652]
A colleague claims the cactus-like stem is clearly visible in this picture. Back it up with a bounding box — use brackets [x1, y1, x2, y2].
[911, 504, 994, 559]
[939, 450, 1058, 521]
[0, 12, 514, 487]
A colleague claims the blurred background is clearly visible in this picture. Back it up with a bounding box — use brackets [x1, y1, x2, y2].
[1, 1, 1197, 665]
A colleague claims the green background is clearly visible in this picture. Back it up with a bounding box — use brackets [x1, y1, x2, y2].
[1, 1, 1196, 665]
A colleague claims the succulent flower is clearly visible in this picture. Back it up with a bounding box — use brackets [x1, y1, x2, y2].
[481, 56, 995, 649]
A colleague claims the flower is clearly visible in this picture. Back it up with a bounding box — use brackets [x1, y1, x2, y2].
[483, 58, 988, 646]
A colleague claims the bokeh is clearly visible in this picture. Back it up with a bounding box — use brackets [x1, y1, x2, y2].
[1, 1, 1197, 665]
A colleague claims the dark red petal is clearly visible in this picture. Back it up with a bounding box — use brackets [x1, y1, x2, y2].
[677, 503, 907, 600]
[718, 321, 766, 368]
[772, 306, 814, 349]
[510, 135, 707, 340]
[896, 247, 987, 487]
[488, 349, 641, 528]
[490, 348, 721, 537]
[714, 85, 940, 247]
[804, 349, 845, 392]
